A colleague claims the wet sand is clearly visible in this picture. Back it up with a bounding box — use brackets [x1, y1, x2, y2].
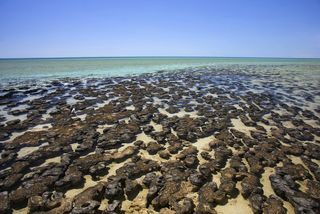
[0, 65, 319, 213]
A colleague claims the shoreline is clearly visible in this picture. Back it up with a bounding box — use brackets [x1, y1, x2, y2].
[0, 66, 319, 213]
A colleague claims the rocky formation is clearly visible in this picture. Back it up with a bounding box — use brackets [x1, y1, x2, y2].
[0, 66, 319, 213]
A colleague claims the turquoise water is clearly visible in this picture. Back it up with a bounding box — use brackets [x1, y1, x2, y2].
[0, 57, 320, 82]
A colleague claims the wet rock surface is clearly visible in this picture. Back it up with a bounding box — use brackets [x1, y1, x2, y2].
[0, 65, 320, 213]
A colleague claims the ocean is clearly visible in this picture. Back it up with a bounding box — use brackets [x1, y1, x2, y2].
[1, 57, 320, 83]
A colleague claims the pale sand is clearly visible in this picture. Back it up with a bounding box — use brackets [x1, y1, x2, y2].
[282, 121, 296, 129]
[98, 198, 109, 211]
[136, 132, 154, 143]
[12, 207, 29, 214]
[121, 189, 150, 214]
[38, 156, 61, 167]
[71, 142, 79, 151]
[150, 121, 163, 132]
[231, 118, 256, 136]
[126, 105, 135, 111]
[17, 142, 49, 158]
[312, 158, 320, 166]
[96, 123, 114, 134]
[303, 119, 319, 128]
[261, 167, 276, 197]
[212, 172, 222, 186]
[192, 136, 214, 164]
[283, 201, 295, 214]
[233, 104, 244, 110]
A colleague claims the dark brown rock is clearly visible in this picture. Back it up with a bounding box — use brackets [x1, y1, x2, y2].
[0, 192, 10, 214]
[146, 141, 163, 155]
[262, 195, 287, 214]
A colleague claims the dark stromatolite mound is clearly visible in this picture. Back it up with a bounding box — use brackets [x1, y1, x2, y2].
[55, 165, 84, 190]
[125, 178, 142, 200]
[146, 141, 163, 155]
[270, 174, 320, 213]
[173, 197, 195, 214]
[262, 195, 287, 214]
[115, 158, 160, 179]
[198, 181, 219, 204]
[241, 174, 261, 198]
[97, 122, 141, 149]
[28, 191, 64, 212]
[0, 191, 10, 214]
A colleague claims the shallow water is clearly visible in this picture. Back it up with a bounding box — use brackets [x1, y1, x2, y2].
[1, 57, 320, 84]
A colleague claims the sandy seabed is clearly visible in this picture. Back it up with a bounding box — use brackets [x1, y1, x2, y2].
[0, 65, 320, 214]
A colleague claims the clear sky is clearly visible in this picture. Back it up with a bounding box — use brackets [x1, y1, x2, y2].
[0, 0, 319, 58]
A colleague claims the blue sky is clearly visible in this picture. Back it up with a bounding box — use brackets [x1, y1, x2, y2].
[0, 0, 319, 58]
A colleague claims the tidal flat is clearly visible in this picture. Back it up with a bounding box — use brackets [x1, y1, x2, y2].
[0, 65, 320, 214]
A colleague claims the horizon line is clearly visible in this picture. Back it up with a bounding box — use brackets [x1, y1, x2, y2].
[1, 55, 320, 60]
